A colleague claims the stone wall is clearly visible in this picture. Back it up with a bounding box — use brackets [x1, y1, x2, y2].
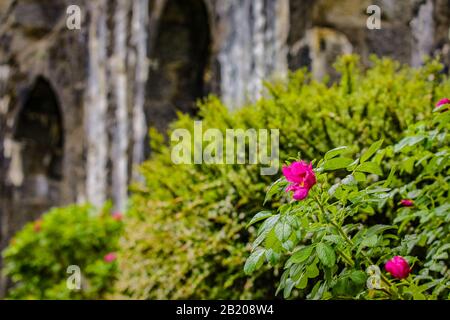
[0, 0, 449, 294]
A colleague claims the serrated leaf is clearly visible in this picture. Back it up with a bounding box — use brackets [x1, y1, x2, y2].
[403, 157, 415, 174]
[323, 235, 343, 245]
[264, 229, 282, 250]
[356, 162, 383, 175]
[289, 246, 314, 264]
[365, 224, 396, 238]
[372, 148, 386, 165]
[252, 228, 270, 250]
[276, 270, 289, 296]
[349, 271, 367, 285]
[282, 240, 294, 252]
[308, 280, 323, 300]
[361, 139, 383, 163]
[354, 172, 366, 182]
[275, 220, 292, 242]
[316, 243, 336, 267]
[290, 263, 304, 280]
[264, 178, 285, 204]
[325, 146, 349, 160]
[332, 276, 350, 296]
[257, 215, 280, 236]
[361, 234, 378, 248]
[323, 157, 354, 171]
[295, 273, 309, 289]
[244, 248, 265, 275]
[434, 252, 448, 260]
[394, 135, 425, 153]
[306, 263, 319, 278]
[346, 158, 360, 171]
[247, 211, 273, 227]
[265, 248, 281, 265]
[383, 166, 396, 187]
[283, 278, 295, 298]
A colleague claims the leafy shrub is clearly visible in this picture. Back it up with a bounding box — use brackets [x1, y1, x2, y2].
[2, 204, 123, 299]
[115, 55, 449, 299]
[245, 107, 449, 299]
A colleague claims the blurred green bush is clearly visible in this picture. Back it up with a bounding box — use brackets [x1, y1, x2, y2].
[2, 204, 123, 299]
[114, 55, 450, 299]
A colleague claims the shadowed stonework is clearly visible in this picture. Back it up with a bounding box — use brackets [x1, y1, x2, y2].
[11, 76, 64, 223]
[145, 0, 211, 142]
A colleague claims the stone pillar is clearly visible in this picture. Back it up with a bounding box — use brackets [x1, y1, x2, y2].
[84, 0, 109, 208]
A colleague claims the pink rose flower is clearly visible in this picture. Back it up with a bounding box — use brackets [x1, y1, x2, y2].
[385, 256, 411, 279]
[400, 199, 414, 207]
[104, 252, 117, 263]
[436, 98, 450, 108]
[282, 161, 316, 201]
[286, 184, 310, 201]
[112, 212, 123, 221]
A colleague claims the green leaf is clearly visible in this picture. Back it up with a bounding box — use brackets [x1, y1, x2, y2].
[383, 166, 396, 187]
[346, 158, 360, 171]
[394, 135, 425, 153]
[264, 178, 285, 204]
[247, 211, 273, 227]
[372, 148, 386, 165]
[290, 263, 304, 280]
[332, 276, 350, 296]
[275, 220, 292, 243]
[365, 224, 397, 238]
[354, 172, 366, 182]
[257, 215, 280, 236]
[316, 243, 336, 267]
[349, 271, 367, 285]
[308, 280, 323, 300]
[265, 248, 281, 265]
[356, 162, 383, 175]
[283, 278, 295, 298]
[361, 234, 378, 248]
[323, 157, 354, 171]
[295, 273, 308, 289]
[264, 229, 282, 251]
[325, 146, 349, 160]
[289, 246, 314, 264]
[361, 139, 383, 163]
[244, 248, 265, 275]
[306, 263, 320, 278]
[282, 239, 294, 252]
[323, 235, 344, 245]
[402, 157, 415, 174]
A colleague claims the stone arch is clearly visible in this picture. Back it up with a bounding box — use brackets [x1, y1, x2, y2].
[9, 76, 64, 227]
[144, 0, 211, 141]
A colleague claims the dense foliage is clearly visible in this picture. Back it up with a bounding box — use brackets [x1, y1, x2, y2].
[2, 55, 448, 300]
[245, 106, 449, 299]
[2, 204, 123, 299]
[114, 55, 449, 299]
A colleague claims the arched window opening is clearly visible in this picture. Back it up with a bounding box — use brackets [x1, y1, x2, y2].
[11, 76, 64, 223]
[144, 0, 211, 153]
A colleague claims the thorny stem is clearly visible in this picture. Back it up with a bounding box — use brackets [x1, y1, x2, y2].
[313, 192, 399, 298]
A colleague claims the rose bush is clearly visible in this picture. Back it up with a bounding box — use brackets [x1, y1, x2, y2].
[244, 105, 449, 299]
[2, 204, 123, 299]
[115, 55, 450, 299]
